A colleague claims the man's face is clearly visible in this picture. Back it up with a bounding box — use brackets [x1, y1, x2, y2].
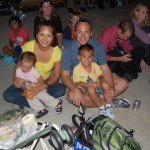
[118, 29, 132, 40]
[75, 22, 92, 46]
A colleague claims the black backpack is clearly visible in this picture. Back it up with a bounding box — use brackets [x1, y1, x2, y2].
[72, 114, 142, 150]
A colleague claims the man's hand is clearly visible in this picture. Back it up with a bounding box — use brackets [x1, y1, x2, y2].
[72, 87, 84, 106]
[121, 54, 132, 62]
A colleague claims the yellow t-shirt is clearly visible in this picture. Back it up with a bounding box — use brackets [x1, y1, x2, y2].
[73, 62, 102, 83]
[22, 40, 62, 80]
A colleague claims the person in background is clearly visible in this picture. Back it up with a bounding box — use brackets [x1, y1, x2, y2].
[67, 0, 87, 13]
[129, 3, 150, 67]
[34, 0, 63, 48]
[86, 0, 95, 10]
[2, 15, 29, 63]
[98, 19, 144, 82]
[16, 52, 63, 118]
[73, 44, 114, 119]
[3, 22, 66, 108]
[63, 10, 80, 47]
[61, 19, 130, 115]
[97, 0, 116, 9]
[0, 0, 26, 20]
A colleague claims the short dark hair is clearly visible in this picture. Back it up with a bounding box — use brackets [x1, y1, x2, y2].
[75, 19, 92, 31]
[20, 52, 36, 66]
[118, 19, 134, 34]
[78, 44, 94, 55]
[70, 10, 80, 19]
[9, 15, 22, 27]
[35, 22, 57, 47]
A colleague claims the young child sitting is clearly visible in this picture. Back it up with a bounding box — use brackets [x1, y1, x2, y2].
[15, 51, 63, 118]
[2, 15, 29, 63]
[63, 10, 80, 47]
[73, 44, 115, 119]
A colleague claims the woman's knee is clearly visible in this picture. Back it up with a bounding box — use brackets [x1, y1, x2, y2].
[3, 89, 13, 103]
[58, 85, 66, 96]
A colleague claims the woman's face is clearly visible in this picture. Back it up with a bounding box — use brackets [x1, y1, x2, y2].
[135, 6, 148, 22]
[42, 2, 52, 18]
[36, 26, 54, 49]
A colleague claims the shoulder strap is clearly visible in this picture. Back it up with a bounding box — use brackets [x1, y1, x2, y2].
[72, 114, 85, 129]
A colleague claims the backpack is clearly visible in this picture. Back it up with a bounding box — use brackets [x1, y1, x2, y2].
[72, 114, 142, 150]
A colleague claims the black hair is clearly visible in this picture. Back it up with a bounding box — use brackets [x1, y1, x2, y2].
[35, 22, 57, 47]
[9, 15, 22, 27]
[78, 44, 94, 55]
[75, 19, 92, 31]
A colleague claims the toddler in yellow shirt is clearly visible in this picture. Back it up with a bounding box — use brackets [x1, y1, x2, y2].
[73, 44, 115, 119]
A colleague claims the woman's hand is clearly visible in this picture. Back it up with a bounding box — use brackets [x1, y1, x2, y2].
[14, 77, 25, 88]
[28, 82, 37, 88]
[30, 85, 43, 96]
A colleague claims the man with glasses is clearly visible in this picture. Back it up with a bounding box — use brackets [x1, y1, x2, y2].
[61, 19, 130, 117]
[98, 19, 144, 82]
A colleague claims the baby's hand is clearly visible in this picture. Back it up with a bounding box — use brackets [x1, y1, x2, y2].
[28, 82, 36, 88]
[18, 78, 25, 84]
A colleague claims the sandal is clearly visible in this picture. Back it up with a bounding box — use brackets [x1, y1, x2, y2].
[56, 100, 63, 114]
[36, 109, 49, 118]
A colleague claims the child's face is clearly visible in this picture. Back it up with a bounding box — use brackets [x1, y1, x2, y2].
[71, 15, 80, 27]
[20, 59, 33, 73]
[135, 6, 148, 22]
[78, 50, 94, 68]
[10, 20, 20, 31]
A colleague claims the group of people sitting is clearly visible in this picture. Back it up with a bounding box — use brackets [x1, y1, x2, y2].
[2, 0, 150, 119]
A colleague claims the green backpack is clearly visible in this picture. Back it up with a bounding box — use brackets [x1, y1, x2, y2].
[92, 115, 142, 150]
[72, 115, 142, 150]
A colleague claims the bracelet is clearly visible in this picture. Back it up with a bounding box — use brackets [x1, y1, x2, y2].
[44, 80, 49, 88]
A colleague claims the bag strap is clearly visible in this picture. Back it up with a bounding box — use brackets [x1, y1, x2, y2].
[72, 114, 85, 129]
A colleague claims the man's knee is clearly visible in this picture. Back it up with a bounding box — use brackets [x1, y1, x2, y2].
[114, 76, 129, 90]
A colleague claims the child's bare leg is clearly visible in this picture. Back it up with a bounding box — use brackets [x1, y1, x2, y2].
[101, 81, 115, 119]
[101, 81, 110, 103]
[2, 46, 14, 57]
[87, 86, 106, 107]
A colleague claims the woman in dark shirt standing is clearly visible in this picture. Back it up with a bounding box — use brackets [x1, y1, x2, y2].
[34, 0, 63, 48]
